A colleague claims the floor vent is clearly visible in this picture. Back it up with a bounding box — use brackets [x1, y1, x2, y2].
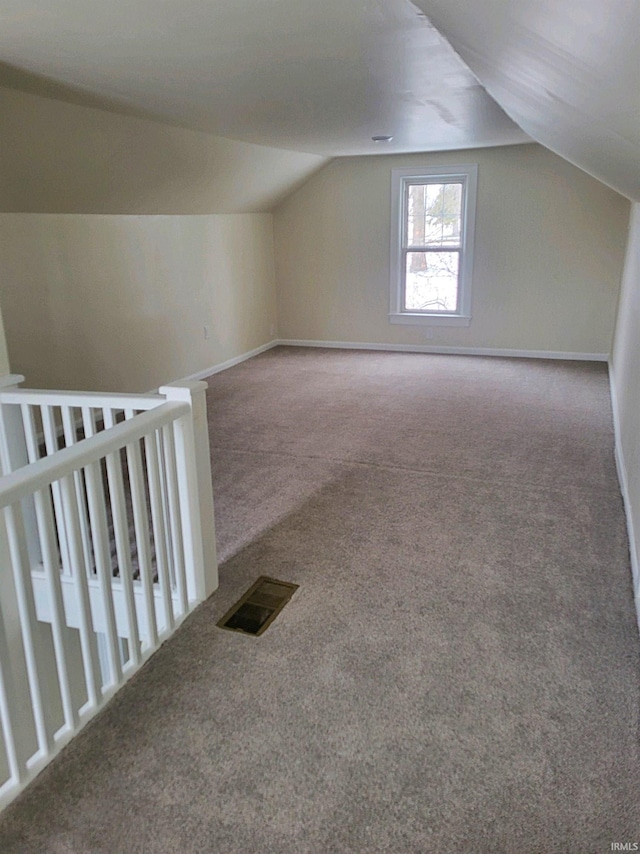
[217, 576, 299, 636]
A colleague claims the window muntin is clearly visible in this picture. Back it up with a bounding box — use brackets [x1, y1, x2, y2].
[389, 165, 477, 327]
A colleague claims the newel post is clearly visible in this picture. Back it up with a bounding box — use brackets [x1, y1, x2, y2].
[0, 375, 26, 476]
[0, 375, 42, 567]
[159, 381, 218, 598]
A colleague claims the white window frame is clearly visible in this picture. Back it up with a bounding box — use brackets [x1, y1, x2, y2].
[389, 164, 478, 327]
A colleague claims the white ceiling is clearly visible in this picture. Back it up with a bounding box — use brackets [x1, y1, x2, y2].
[0, 0, 529, 156]
[414, 0, 640, 200]
[3, 0, 637, 200]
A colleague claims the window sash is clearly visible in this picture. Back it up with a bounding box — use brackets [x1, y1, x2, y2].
[402, 248, 461, 314]
[402, 180, 466, 252]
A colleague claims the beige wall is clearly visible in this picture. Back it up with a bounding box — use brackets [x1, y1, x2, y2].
[0, 214, 277, 392]
[611, 202, 640, 609]
[0, 86, 328, 391]
[274, 144, 630, 355]
[0, 86, 327, 214]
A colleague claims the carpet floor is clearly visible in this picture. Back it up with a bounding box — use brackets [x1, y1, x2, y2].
[1, 347, 639, 853]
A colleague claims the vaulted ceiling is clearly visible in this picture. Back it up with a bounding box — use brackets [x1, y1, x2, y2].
[1, 0, 637, 199]
[414, 0, 640, 200]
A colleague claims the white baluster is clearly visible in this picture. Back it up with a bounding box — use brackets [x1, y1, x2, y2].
[124, 409, 158, 648]
[32, 484, 78, 732]
[60, 406, 94, 578]
[58, 474, 102, 709]
[102, 408, 140, 666]
[2, 503, 55, 755]
[0, 567, 32, 787]
[80, 408, 121, 689]
[155, 431, 175, 590]
[143, 428, 174, 636]
[40, 406, 72, 576]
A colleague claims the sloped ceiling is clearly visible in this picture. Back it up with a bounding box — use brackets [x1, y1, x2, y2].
[0, 0, 527, 156]
[413, 0, 640, 200]
[3, 0, 635, 199]
[0, 85, 330, 214]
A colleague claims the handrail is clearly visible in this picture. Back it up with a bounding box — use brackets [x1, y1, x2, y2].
[0, 401, 189, 509]
[0, 388, 164, 411]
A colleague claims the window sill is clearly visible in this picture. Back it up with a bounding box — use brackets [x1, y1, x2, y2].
[388, 313, 471, 328]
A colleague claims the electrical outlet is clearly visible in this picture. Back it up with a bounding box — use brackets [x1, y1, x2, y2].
[203, 325, 210, 340]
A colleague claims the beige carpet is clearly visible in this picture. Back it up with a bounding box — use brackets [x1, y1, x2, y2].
[1, 347, 639, 853]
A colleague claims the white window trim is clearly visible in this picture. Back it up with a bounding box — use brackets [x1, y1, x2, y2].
[389, 164, 478, 327]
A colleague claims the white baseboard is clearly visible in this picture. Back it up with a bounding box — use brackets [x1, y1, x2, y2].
[175, 339, 608, 386]
[275, 339, 608, 362]
[178, 340, 279, 383]
[609, 361, 640, 635]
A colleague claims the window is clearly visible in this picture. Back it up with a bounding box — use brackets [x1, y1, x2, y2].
[389, 164, 477, 327]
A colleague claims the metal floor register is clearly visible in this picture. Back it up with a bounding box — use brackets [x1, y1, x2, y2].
[217, 576, 299, 636]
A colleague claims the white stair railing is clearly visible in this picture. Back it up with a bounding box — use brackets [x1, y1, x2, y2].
[0, 378, 218, 810]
